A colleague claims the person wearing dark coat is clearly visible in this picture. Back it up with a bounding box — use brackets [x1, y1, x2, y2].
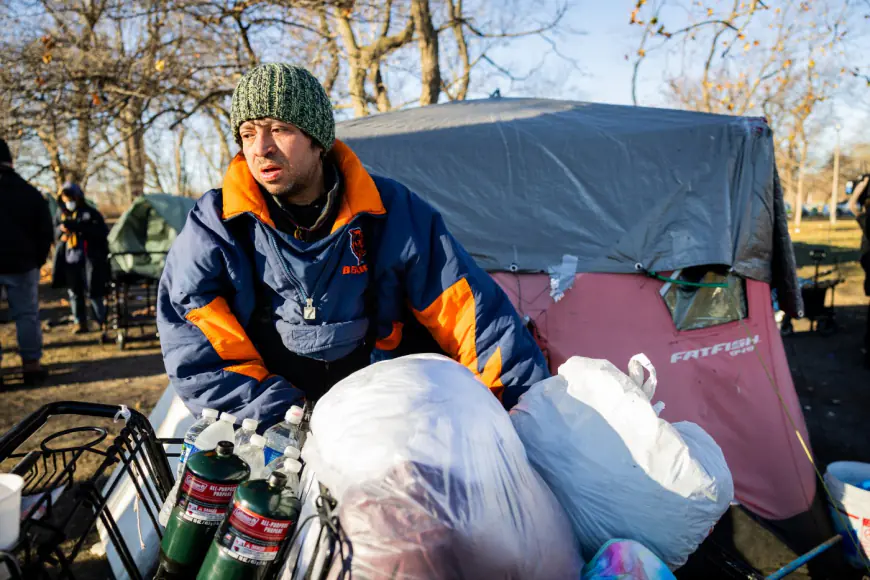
[51, 183, 110, 337]
[0, 138, 54, 385]
[848, 174, 870, 367]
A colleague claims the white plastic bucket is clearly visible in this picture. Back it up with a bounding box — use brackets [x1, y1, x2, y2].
[0, 474, 24, 550]
[824, 461, 870, 569]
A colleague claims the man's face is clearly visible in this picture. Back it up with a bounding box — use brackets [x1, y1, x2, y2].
[239, 118, 322, 199]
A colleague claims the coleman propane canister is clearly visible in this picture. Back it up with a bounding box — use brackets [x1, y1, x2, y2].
[156, 440, 250, 579]
[196, 471, 302, 580]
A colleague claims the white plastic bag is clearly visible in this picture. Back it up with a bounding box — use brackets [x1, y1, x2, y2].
[302, 354, 583, 579]
[510, 354, 734, 568]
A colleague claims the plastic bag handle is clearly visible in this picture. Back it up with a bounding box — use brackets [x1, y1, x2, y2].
[628, 354, 657, 400]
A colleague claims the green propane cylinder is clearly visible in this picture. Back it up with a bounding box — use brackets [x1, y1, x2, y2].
[155, 441, 250, 579]
[196, 471, 302, 580]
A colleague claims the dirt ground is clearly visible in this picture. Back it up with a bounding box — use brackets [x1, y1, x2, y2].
[723, 219, 870, 580]
[0, 218, 867, 579]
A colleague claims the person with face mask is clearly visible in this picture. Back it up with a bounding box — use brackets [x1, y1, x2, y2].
[156, 63, 549, 426]
[51, 183, 110, 339]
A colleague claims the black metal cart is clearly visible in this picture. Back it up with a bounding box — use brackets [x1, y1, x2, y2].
[0, 401, 344, 580]
[107, 252, 166, 350]
[0, 402, 173, 579]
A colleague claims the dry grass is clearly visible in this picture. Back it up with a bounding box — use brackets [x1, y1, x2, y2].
[789, 217, 865, 305]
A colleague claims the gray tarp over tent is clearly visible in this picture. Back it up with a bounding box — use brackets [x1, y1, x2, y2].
[108, 193, 196, 279]
[336, 98, 801, 315]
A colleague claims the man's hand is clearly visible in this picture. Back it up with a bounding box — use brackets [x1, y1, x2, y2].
[59, 224, 69, 233]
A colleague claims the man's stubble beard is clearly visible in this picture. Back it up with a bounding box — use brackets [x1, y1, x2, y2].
[262, 158, 320, 204]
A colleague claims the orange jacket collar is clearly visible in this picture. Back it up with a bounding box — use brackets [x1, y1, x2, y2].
[221, 139, 386, 232]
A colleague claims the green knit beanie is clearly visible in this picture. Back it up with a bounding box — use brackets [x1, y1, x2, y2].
[231, 63, 335, 151]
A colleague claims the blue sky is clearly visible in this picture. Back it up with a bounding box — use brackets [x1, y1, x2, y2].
[163, 0, 868, 193]
[472, 0, 681, 106]
[480, 0, 869, 147]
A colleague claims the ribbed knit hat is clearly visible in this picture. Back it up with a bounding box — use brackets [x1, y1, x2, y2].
[231, 63, 335, 151]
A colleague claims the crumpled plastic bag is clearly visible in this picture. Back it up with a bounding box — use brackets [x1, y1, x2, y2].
[302, 354, 583, 579]
[510, 354, 734, 568]
[582, 539, 677, 580]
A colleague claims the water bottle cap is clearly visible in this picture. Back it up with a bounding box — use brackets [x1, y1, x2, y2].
[283, 446, 300, 460]
[220, 412, 238, 425]
[286, 406, 303, 425]
[242, 418, 259, 431]
[268, 471, 287, 490]
[283, 458, 302, 474]
[216, 441, 234, 457]
[250, 434, 266, 448]
[202, 408, 219, 419]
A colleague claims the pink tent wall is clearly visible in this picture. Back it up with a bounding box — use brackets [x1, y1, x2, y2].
[493, 272, 816, 520]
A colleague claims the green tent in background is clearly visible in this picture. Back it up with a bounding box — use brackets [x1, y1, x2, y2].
[108, 194, 196, 279]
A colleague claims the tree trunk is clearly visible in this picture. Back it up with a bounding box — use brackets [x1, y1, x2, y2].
[447, 0, 470, 100]
[70, 86, 91, 187]
[208, 110, 233, 169]
[318, 5, 341, 94]
[794, 138, 808, 229]
[369, 62, 392, 112]
[122, 98, 146, 202]
[347, 64, 370, 116]
[126, 130, 145, 200]
[411, 0, 440, 106]
[148, 154, 165, 193]
[175, 125, 186, 195]
[334, 9, 370, 117]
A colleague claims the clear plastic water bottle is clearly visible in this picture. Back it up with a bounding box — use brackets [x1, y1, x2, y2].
[159, 412, 237, 527]
[278, 458, 303, 497]
[177, 408, 219, 478]
[236, 434, 267, 479]
[234, 418, 259, 448]
[263, 406, 303, 465]
[263, 445, 301, 478]
[190, 412, 237, 457]
[159, 479, 181, 527]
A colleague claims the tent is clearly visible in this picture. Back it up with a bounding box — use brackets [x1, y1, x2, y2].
[97, 99, 837, 578]
[107, 193, 196, 279]
[336, 98, 827, 557]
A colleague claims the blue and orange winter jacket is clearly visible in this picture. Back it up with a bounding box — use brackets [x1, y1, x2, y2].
[157, 140, 549, 425]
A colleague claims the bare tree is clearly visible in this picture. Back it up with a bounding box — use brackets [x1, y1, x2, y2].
[630, 0, 856, 222]
[1, 0, 579, 200]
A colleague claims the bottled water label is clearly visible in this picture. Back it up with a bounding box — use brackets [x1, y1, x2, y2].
[179, 442, 191, 465]
[263, 446, 284, 466]
[187, 444, 203, 459]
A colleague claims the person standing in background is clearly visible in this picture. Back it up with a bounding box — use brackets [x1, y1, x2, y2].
[847, 174, 870, 368]
[51, 183, 110, 342]
[0, 138, 54, 386]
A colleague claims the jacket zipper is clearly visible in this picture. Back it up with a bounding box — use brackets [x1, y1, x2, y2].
[264, 226, 351, 322]
[264, 230, 312, 317]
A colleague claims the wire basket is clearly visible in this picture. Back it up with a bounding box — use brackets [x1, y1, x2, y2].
[0, 401, 174, 580]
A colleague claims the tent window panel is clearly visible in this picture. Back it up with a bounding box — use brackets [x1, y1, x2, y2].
[661, 266, 747, 331]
